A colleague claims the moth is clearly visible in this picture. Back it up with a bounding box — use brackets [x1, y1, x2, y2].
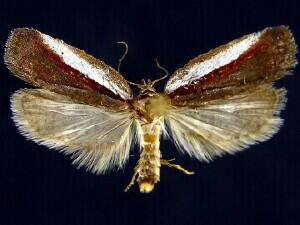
[4, 26, 297, 193]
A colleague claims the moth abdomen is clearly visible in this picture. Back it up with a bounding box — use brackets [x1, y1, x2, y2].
[125, 120, 162, 193]
[137, 122, 162, 193]
[136, 141, 161, 193]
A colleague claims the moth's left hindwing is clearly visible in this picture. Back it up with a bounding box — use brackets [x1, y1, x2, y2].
[11, 89, 135, 173]
[5, 28, 135, 173]
[164, 26, 297, 161]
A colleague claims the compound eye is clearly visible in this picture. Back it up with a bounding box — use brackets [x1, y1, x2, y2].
[141, 79, 146, 84]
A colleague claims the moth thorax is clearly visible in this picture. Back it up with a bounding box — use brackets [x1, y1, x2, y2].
[133, 94, 170, 124]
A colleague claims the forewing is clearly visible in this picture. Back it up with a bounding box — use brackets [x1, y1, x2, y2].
[165, 26, 297, 102]
[165, 85, 286, 161]
[4, 28, 133, 101]
[11, 89, 135, 173]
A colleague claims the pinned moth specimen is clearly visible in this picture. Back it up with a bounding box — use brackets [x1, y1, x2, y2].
[4, 26, 297, 193]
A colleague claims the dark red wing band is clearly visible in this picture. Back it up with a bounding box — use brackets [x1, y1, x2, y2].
[166, 26, 297, 99]
[168, 40, 268, 98]
[38, 42, 123, 100]
[4, 28, 132, 102]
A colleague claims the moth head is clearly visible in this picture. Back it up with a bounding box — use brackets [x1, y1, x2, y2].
[128, 59, 169, 96]
[128, 78, 157, 95]
[138, 78, 157, 93]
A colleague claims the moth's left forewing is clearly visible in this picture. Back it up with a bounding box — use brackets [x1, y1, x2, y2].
[164, 26, 297, 161]
[4, 28, 133, 105]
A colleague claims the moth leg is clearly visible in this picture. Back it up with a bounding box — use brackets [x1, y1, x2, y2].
[124, 170, 138, 192]
[161, 159, 195, 175]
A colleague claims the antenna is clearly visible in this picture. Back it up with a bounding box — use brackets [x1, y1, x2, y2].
[152, 58, 169, 85]
[117, 41, 129, 72]
[127, 80, 140, 87]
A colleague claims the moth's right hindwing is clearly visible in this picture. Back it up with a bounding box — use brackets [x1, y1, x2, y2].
[11, 89, 135, 173]
[165, 85, 286, 161]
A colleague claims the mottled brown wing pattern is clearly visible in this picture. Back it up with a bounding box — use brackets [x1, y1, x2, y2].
[165, 26, 297, 161]
[165, 26, 297, 105]
[4, 28, 132, 106]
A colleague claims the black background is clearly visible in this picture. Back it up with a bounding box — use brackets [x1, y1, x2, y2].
[1, 0, 300, 225]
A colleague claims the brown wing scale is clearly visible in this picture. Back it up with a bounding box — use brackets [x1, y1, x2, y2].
[165, 26, 297, 106]
[4, 28, 132, 108]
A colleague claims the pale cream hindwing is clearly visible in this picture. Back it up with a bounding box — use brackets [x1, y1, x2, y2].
[165, 85, 286, 161]
[11, 89, 135, 173]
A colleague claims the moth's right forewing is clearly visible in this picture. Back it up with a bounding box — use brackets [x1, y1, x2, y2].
[165, 26, 297, 100]
[4, 28, 133, 102]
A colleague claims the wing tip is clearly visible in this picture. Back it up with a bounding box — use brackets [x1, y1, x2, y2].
[4, 28, 41, 79]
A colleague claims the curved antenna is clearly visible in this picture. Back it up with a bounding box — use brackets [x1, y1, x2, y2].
[127, 80, 140, 87]
[152, 58, 169, 84]
[117, 41, 129, 72]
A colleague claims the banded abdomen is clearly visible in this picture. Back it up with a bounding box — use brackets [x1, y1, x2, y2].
[135, 120, 162, 193]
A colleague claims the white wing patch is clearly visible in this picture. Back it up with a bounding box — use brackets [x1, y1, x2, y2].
[41, 33, 132, 100]
[11, 89, 135, 173]
[165, 31, 262, 93]
[165, 85, 286, 161]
